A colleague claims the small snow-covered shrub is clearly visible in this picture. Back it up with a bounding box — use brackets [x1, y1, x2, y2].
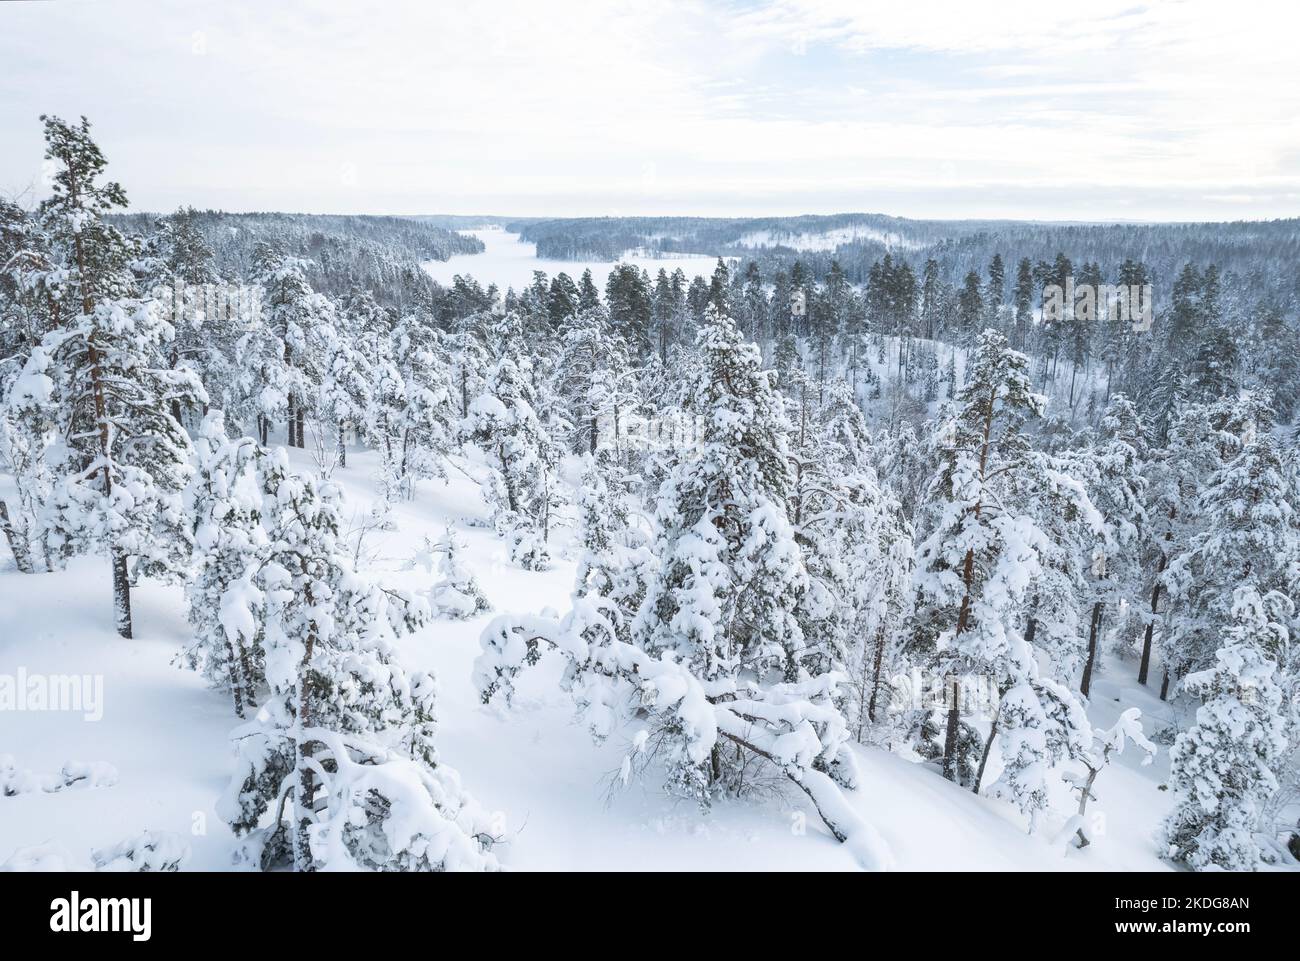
[92, 831, 191, 872]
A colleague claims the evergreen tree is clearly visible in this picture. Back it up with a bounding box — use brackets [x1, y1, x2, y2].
[911, 329, 1090, 814]
[1161, 587, 1291, 871]
[217, 459, 499, 871]
[5, 116, 204, 636]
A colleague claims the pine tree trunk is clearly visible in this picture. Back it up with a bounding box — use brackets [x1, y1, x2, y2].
[1139, 549, 1167, 685]
[1139, 581, 1161, 685]
[866, 624, 887, 723]
[942, 385, 998, 779]
[972, 711, 999, 795]
[1159, 669, 1170, 702]
[942, 676, 961, 782]
[287, 395, 297, 448]
[294, 580, 318, 872]
[337, 421, 347, 468]
[1081, 601, 1102, 697]
[225, 639, 246, 720]
[112, 549, 132, 638]
[0, 501, 34, 574]
[296, 408, 305, 449]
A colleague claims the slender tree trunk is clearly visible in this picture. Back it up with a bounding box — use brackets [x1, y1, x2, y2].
[337, 421, 347, 468]
[972, 711, 999, 795]
[1081, 601, 1102, 697]
[1138, 577, 1162, 685]
[225, 640, 245, 720]
[287, 395, 297, 448]
[866, 624, 888, 723]
[1140, 533, 1170, 685]
[0, 501, 34, 574]
[1159, 669, 1170, 702]
[112, 549, 132, 638]
[1073, 764, 1101, 847]
[294, 581, 317, 872]
[296, 408, 305, 449]
[942, 387, 995, 778]
[942, 676, 962, 782]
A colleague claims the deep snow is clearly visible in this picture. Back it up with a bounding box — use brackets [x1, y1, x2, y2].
[0, 433, 1186, 871]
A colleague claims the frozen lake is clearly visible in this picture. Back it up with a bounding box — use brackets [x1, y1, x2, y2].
[421, 226, 722, 294]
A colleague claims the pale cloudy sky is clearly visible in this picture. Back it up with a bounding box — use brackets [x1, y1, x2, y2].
[2, 0, 1297, 221]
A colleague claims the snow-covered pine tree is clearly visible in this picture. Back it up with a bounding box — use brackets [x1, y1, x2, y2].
[181, 412, 270, 717]
[4, 116, 206, 636]
[637, 302, 811, 687]
[218, 456, 499, 871]
[389, 308, 457, 497]
[1138, 402, 1222, 694]
[473, 304, 895, 866]
[555, 305, 631, 456]
[911, 329, 1091, 819]
[1062, 393, 1149, 696]
[1161, 586, 1291, 870]
[1064, 707, 1156, 848]
[1164, 419, 1294, 689]
[426, 526, 491, 619]
[238, 246, 333, 447]
[573, 454, 630, 601]
[136, 207, 231, 424]
[461, 348, 559, 570]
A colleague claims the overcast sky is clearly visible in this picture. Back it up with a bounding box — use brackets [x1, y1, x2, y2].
[2, 0, 1297, 221]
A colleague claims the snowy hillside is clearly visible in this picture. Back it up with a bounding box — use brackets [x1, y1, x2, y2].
[0, 441, 1178, 871]
[3, 109, 1299, 880]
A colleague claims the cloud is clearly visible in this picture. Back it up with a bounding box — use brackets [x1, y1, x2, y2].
[0, 0, 1296, 220]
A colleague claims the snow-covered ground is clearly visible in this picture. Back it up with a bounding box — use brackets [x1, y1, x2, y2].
[421, 226, 721, 294]
[0, 437, 1180, 871]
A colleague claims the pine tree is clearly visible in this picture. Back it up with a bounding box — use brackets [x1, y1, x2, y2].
[555, 306, 630, 455]
[1161, 586, 1290, 870]
[461, 350, 559, 569]
[425, 527, 491, 619]
[239, 247, 334, 447]
[1164, 425, 1294, 687]
[911, 329, 1090, 814]
[5, 116, 205, 636]
[1071, 394, 1149, 697]
[637, 303, 810, 687]
[181, 412, 271, 717]
[217, 459, 499, 871]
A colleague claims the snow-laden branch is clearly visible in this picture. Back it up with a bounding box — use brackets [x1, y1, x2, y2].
[475, 599, 894, 869]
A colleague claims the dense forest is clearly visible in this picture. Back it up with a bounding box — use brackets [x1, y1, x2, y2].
[3, 115, 1299, 873]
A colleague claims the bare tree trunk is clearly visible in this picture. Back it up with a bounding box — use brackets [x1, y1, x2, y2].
[337, 421, 347, 469]
[972, 711, 999, 795]
[0, 501, 34, 574]
[1159, 669, 1170, 702]
[942, 676, 962, 782]
[112, 549, 132, 638]
[225, 639, 245, 720]
[294, 580, 317, 872]
[1139, 552, 1166, 685]
[1073, 765, 1101, 847]
[1081, 601, 1102, 697]
[866, 625, 887, 723]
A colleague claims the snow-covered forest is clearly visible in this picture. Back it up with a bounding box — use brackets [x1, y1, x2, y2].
[2, 111, 1298, 875]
